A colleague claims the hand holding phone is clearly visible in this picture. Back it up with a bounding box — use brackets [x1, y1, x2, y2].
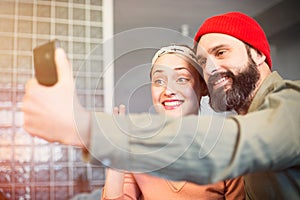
[33, 40, 60, 86]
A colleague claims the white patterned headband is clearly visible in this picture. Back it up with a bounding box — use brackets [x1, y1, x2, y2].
[151, 45, 199, 68]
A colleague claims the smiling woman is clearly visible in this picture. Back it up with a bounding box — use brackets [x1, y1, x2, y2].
[150, 45, 207, 118]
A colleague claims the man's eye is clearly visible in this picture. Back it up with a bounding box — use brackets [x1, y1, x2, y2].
[217, 50, 227, 57]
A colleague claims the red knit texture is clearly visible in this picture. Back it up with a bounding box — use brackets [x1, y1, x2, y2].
[194, 12, 272, 68]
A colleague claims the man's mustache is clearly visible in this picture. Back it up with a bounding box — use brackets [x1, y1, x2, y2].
[207, 71, 234, 89]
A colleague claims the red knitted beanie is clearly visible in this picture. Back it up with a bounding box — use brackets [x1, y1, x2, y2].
[194, 12, 272, 68]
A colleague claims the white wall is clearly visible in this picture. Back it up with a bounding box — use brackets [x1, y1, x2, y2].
[270, 24, 300, 80]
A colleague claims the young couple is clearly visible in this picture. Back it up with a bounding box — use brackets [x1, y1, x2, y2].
[23, 12, 300, 199]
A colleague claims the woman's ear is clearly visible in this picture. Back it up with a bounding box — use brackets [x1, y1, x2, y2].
[250, 48, 266, 66]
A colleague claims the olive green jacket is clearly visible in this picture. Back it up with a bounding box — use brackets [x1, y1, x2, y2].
[86, 72, 300, 199]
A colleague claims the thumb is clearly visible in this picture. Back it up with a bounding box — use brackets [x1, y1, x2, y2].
[55, 48, 73, 83]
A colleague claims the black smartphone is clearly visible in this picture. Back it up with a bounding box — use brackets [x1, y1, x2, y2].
[33, 40, 60, 86]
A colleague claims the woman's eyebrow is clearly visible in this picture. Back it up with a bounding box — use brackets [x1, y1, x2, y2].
[174, 67, 188, 71]
[152, 69, 164, 75]
[152, 66, 191, 75]
[174, 67, 194, 75]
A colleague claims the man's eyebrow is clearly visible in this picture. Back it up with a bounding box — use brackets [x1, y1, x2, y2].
[207, 44, 227, 54]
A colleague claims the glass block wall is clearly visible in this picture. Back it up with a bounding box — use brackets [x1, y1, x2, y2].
[0, 0, 113, 199]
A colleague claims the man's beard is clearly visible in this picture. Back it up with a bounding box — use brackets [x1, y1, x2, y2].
[208, 58, 260, 113]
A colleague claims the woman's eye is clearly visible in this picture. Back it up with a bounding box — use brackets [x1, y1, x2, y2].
[153, 79, 165, 86]
[177, 77, 189, 84]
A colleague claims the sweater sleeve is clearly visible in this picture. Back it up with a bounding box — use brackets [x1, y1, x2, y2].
[101, 173, 141, 200]
[224, 177, 245, 200]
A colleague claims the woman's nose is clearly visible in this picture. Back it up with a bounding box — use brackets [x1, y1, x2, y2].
[164, 82, 176, 96]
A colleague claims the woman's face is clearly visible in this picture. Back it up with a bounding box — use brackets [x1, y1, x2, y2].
[151, 53, 202, 118]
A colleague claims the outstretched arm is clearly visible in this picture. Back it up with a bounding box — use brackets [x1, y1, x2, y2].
[23, 48, 300, 185]
[87, 75, 300, 184]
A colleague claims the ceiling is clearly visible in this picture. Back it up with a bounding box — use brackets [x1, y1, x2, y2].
[114, 0, 300, 39]
[114, 0, 281, 35]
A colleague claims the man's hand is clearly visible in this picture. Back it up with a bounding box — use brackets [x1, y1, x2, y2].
[22, 48, 90, 147]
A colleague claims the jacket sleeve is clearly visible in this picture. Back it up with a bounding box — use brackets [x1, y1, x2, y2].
[87, 79, 300, 185]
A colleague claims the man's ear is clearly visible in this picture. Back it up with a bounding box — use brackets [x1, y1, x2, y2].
[250, 48, 266, 66]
